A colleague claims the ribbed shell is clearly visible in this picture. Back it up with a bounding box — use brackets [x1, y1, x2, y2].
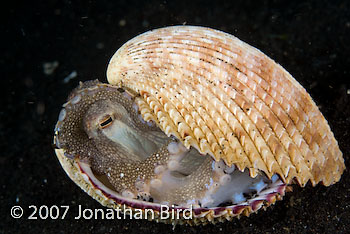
[107, 26, 345, 186]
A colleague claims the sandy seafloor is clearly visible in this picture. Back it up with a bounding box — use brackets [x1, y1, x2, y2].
[1, 0, 349, 233]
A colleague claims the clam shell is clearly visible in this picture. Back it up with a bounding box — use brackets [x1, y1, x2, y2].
[107, 25, 345, 186]
[54, 25, 345, 225]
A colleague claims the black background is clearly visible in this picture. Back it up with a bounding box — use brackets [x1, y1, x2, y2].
[2, 0, 349, 233]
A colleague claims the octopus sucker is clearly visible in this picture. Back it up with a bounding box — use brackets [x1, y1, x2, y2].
[54, 25, 345, 225]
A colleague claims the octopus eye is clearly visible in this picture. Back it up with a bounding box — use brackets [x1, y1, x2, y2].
[99, 115, 113, 129]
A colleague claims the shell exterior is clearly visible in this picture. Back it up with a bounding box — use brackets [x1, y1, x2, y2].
[107, 25, 345, 187]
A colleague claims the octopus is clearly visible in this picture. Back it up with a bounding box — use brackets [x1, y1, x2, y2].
[55, 80, 279, 208]
[54, 25, 345, 225]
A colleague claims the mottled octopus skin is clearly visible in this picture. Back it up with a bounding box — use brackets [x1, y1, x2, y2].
[107, 25, 345, 186]
[54, 25, 346, 225]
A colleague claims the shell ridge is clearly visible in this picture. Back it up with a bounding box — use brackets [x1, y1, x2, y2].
[138, 71, 241, 163]
[191, 75, 277, 175]
[126, 73, 215, 158]
[258, 60, 343, 185]
[187, 78, 259, 170]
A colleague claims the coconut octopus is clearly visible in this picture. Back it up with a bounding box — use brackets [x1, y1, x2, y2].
[54, 26, 345, 225]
